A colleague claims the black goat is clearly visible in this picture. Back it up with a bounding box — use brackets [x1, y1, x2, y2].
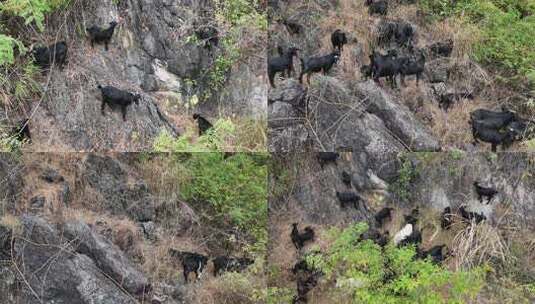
[440, 207, 453, 230]
[470, 108, 516, 130]
[404, 208, 419, 225]
[341, 170, 352, 187]
[360, 229, 390, 247]
[169, 249, 209, 283]
[429, 39, 453, 57]
[471, 120, 515, 152]
[417, 244, 447, 264]
[86, 21, 118, 51]
[435, 90, 474, 112]
[33, 41, 68, 69]
[360, 64, 372, 80]
[365, 0, 388, 15]
[268, 47, 300, 87]
[336, 191, 362, 209]
[97, 85, 140, 121]
[299, 51, 340, 84]
[331, 29, 348, 52]
[376, 20, 414, 47]
[281, 19, 303, 35]
[293, 271, 320, 304]
[193, 114, 213, 136]
[212, 256, 254, 276]
[317, 152, 339, 168]
[397, 225, 422, 247]
[11, 119, 31, 142]
[459, 206, 486, 224]
[473, 182, 498, 204]
[399, 51, 426, 86]
[370, 51, 401, 88]
[375, 207, 393, 227]
[195, 25, 219, 49]
[291, 223, 315, 250]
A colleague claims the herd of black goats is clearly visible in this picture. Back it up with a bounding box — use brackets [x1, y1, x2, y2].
[269, 1, 532, 152]
[287, 152, 498, 303]
[8, 21, 214, 142]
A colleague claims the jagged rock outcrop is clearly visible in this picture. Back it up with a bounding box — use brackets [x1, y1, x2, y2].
[407, 153, 535, 229]
[268, 77, 440, 152]
[63, 219, 150, 296]
[10, 215, 141, 303]
[26, 0, 265, 151]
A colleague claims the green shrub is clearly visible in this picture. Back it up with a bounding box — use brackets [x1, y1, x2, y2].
[0, 0, 71, 31]
[390, 157, 417, 201]
[175, 152, 268, 253]
[421, 0, 535, 88]
[307, 223, 487, 304]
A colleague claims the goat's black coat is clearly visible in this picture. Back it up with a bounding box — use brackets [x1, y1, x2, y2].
[470, 108, 516, 129]
[169, 249, 209, 282]
[399, 51, 426, 86]
[429, 39, 453, 57]
[341, 170, 352, 187]
[331, 29, 348, 51]
[436, 91, 474, 111]
[336, 191, 362, 209]
[86, 21, 118, 51]
[417, 244, 447, 264]
[33, 41, 68, 69]
[195, 25, 219, 48]
[193, 114, 213, 136]
[360, 229, 390, 247]
[375, 207, 393, 227]
[370, 51, 402, 88]
[299, 51, 340, 84]
[365, 0, 388, 15]
[473, 182, 498, 204]
[11, 119, 31, 142]
[459, 206, 486, 224]
[317, 152, 339, 168]
[291, 223, 315, 250]
[471, 120, 515, 152]
[376, 21, 414, 46]
[404, 208, 419, 225]
[293, 271, 320, 304]
[360, 64, 372, 80]
[97, 85, 140, 121]
[440, 207, 453, 230]
[212, 256, 254, 276]
[268, 47, 299, 87]
[281, 19, 303, 35]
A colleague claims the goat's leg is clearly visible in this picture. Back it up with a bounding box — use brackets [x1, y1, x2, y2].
[122, 106, 127, 121]
[269, 73, 276, 88]
[183, 269, 189, 283]
[101, 101, 106, 116]
[491, 144, 497, 152]
[105, 41, 109, 51]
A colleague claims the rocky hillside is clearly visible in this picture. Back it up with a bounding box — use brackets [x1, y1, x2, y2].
[1, 0, 267, 152]
[269, 152, 535, 303]
[0, 153, 267, 304]
[268, 0, 535, 152]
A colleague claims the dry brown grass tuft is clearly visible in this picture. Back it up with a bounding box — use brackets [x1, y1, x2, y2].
[451, 222, 509, 270]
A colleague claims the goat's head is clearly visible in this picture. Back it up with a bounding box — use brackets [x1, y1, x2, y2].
[109, 21, 119, 28]
[288, 47, 300, 56]
[133, 94, 141, 105]
[193, 113, 200, 120]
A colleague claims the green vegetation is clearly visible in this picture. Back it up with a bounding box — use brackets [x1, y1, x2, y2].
[153, 118, 266, 152]
[303, 223, 486, 304]
[165, 152, 268, 254]
[390, 156, 417, 201]
[421, 0, 535, 88]
[202, 0, 267, 99]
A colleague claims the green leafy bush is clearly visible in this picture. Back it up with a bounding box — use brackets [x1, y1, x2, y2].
[0, 0, 71, 31]
[421, 0, 535, 88]
[390, 157, 417, 201]
[306, 223, 486, 304]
